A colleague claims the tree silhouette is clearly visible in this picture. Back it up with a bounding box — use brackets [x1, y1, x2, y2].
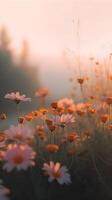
[0, 26, 39, 114]
[0, 27, 11, 50]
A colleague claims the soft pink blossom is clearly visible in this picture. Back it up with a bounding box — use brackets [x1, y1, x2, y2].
[42, 161, 71, 185]
[3, 144, 36, 172]
[53, 114, 75, 125]
[4, 92, 31, 104]
[58, 98, 74, 109]
[4, 124, 33, 144]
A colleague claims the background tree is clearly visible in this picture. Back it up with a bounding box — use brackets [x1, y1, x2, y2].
[0, 26, 39, 114]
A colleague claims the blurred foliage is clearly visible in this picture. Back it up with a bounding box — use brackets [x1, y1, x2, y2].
[0, 26, 39, 113]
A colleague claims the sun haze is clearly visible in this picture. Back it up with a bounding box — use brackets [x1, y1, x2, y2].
[0, 0, 112, 58]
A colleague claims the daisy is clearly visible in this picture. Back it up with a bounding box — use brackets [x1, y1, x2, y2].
[58, 98, 74, 109]
[3, 144, 36, 172]
[4, 92, 31, 104]
[42, 161, 71, 185]
[4, 124, 33, 144]
[53, 114, 75, 125]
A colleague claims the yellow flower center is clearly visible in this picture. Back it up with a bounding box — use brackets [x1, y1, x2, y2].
[52, 170, 61, 178]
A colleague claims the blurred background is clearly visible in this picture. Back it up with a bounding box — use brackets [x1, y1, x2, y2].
[0, 0, 112, 113]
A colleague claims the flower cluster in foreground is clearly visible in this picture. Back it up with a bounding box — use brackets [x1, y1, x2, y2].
[1, 69, 112, 199]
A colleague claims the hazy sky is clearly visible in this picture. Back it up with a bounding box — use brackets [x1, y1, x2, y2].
[0, 0, 112, 58]
[0, 0, 112, 98]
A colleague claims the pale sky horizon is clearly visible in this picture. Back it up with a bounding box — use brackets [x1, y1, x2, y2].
[0, 0, 112, 59]
[1, 0, 112, 98]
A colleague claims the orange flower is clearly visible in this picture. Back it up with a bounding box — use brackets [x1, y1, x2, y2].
[108, 124, 112, 130]
[76, 109, 85, 116]
[46, 144, 59, 153]
[105, 97, 112, 105]
[56, 107, 64, 114]
[58, 98, 74, 109]
[84, 103, 92, 109]
[25, 114, 33, 121]
[39, 108, 48, 115]
[26, 138, 33, 145]
[67, 133, 78, 142]
[100, 114, 109, 123]
[31, 111, 39, 117]
[90, 96, 96, 100]
[46, 119, 53, 126]
[87, 108, 96, 114]
[47, 125, 56, 132]
[76, 103, 86, 110]
[51, 102, 58, 109]
[67, 104, 76, 114]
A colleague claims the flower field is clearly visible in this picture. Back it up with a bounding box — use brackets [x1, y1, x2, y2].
[0, 56, 112, 200]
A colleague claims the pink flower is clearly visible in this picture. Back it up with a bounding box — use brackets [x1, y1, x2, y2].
[53, 114, 75, 125]
[4, 92, 31, 104]
[0, 183, 10, 200]
[3, 144, 36, 172]
[4, 125, 33, 144]
[58, 98, 74, 109]
[42, 161, 71, 185]
[35, 87, 49, 97]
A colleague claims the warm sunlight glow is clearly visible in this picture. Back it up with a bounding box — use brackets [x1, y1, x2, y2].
[0, 0, 112, 57]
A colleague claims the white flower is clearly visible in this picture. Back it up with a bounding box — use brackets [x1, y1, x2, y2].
[42, 161, 71, 185]
[3, 144, 36, 172]
[4, 124, 33, 144]
[4, 92, 31, 104]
